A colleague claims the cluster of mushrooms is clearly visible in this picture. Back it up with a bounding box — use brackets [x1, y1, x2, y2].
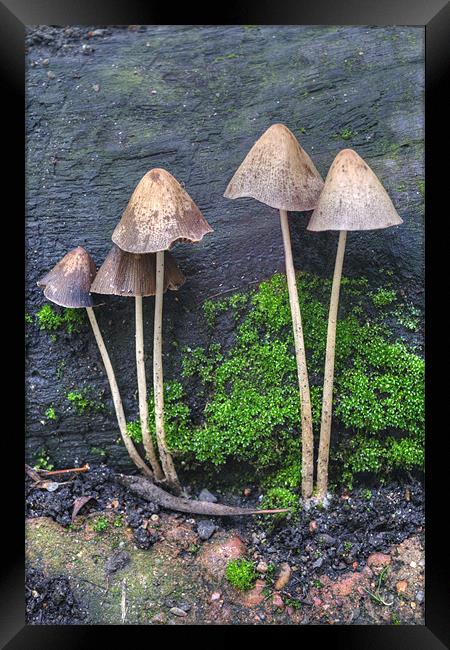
[38, 123, 402, 510]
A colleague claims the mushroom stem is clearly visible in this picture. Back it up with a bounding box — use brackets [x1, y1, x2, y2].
[135, 296, 164, 480]
[153, 251, 182, 494]
[279, 209, 314, 499]
[85, 306, 154, 479]
[316, 230, 347, 500]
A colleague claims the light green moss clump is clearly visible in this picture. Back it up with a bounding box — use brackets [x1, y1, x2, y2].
[67, 389, 104, 415]
[371, 288, 396, 307]
[35, 304, 84, 335]
[225, 559, 256, 591]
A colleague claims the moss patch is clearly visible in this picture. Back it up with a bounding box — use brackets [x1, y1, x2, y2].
[126, 272, 424, 494]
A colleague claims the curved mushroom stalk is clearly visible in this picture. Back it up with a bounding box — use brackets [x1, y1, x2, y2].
[315, 230, 347, 500]
[118, 475, 292, 516]
[135, 296, 165, 481]
[153, 251, 181, 494]
[86, 307, 154, 479]
[37, 246, 155, 480]
[279, 210, 314, 499]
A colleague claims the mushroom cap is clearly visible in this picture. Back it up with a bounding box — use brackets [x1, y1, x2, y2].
[112, 168, 213, 253]
[37, 246, 97, 308]
[307, 149, 403, 231]
[90, 244, 186, 297]
[223, 123, 324, 211]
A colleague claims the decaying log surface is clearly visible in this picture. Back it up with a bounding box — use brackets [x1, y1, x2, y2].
[25, 26, 424, 468]
[117, 474, 290, 516]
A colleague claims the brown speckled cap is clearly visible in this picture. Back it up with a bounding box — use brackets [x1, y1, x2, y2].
[90, 244, 186, 297]
[37, 246, 97, 308]
[112, 168, 213, 254]
[307, 149, 403, 231]
[223, 123, 324, 211]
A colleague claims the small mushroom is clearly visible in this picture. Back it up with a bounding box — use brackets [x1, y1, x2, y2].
[224, 124, 324, 499]
[37, 247, 153, 479]
[90, 244, 186, 481]
[112, 168, 213, 493]
[307, 148, 403, 501]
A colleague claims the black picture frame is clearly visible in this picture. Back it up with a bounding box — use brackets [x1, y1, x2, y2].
[4, 0, 449, 646]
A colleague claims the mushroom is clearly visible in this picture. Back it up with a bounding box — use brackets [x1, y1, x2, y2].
[90, 244, 186, 482]
[37, 246, 153, 479]
[112, 168, 213, 493]
[307, 148, 403, 501]
[223, 124, 324, 499]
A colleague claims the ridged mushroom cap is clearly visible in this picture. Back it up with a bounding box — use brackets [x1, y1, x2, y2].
[112, 168, 213, 253]
[307, 149, 403, 231]
[223, 123, 324, 211]
[90, 245, 186, 297]
[37, 246, 96, 308]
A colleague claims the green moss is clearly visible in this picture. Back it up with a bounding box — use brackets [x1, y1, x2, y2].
[225, 559, 256, 591]
[338, 128, 354, 141]
[371, 288, 396, 307]
[127, 272, 424, 489]
[93, 515, 109, 533]
[202, 299, 228, 327]
[395, 303, 421, 332]
[45, 405, 57, 421]
[417, 180, 425, 197]
[34, 449, 54, 471]
[214, 53, 239, 63]
[67, 388, 105, 415]
[261, 486, 299, 522]
[35, 304, 84, 335]
[25, 313, 33, 325]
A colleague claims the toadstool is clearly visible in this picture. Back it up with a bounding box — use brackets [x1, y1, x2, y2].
[37, 246, 153, 479]
[90, 244, 186, 482]
[112, 168, 213, 493]
[307, 148, 403, 501]
[223, 124, 324, 499]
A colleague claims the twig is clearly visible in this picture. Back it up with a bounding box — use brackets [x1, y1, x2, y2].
[38, 463, 90, 476]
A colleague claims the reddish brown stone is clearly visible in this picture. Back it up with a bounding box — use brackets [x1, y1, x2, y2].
[274, 563, 292, 591]
[197, 532, 246, 580]
[242, 579, 266, 607]
[367, 553, 391, 569]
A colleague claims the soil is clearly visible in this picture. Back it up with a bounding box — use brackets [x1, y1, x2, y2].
[25, 465, 424, 625]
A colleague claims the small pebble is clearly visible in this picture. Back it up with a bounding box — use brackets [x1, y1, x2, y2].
[197, 520, 217, 541]
[92, 84, 100, 92]
[396, 580, 408, 594]
[416, 590, 424, 604]
[256, 561, 268, 574]
[47, 71, 55, 80]
[210, 592, 221, 602]
[42, 58, 49, 66]
[198, 489, 218, 503]
[169, 607, 187, 617]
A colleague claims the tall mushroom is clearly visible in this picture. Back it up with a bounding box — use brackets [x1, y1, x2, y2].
[112, 168, 213, 493]
[90, 244, 186, 482]
[223, 124, 324, 499]
[37, 246, 153, 479]
[307, 148, 403, 501]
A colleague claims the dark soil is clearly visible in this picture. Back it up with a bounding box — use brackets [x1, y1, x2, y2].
[26, 466, 160, 548]
[26, 465, 424, 603]
[225, 482, 424, 598]
[26, 567, 87, 624]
